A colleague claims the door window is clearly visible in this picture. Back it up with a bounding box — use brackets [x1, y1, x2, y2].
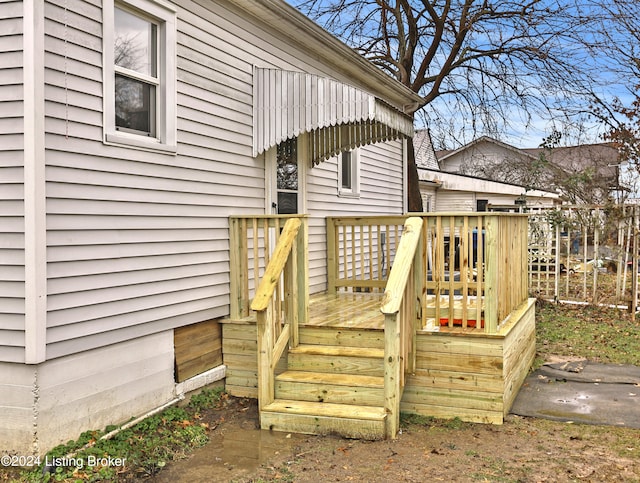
[276, 138, 298, 214]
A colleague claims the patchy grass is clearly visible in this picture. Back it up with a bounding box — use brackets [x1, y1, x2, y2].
[535, 299, 640, 367]
[6, 387, 224, 482]
[400, 413, 471, 432]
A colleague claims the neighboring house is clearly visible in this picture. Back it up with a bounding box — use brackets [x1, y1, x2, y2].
[434, 135, 620, 204]
[414, 130, 559, 212]
[437, 135, 537, 181]
[522, 142, 620, 203]
[0, 0, 421, 454]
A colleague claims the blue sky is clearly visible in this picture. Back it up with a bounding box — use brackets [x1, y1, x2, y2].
[287, 0, 634, 150]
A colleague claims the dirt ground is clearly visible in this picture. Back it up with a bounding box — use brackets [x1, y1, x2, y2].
[154, 394, 640, 483]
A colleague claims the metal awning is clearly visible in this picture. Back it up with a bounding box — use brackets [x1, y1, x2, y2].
[253, 68, 414, 165]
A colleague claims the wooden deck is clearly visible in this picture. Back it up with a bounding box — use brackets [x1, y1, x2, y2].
[221, 214, 534, 438]
[307, 292, 385, 329]
[307, 292, 488, 333]
[222, 291, 535, 427]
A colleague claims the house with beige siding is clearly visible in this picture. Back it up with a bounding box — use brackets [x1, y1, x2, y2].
[0, 0, 421, 454]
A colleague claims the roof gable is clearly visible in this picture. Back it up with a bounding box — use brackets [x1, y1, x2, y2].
[413, 129, 440, 170]
[437, 136, 538, 163]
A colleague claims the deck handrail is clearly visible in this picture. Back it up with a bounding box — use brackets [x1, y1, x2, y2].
[251, 218, 301, 311]
[247, 217, 308, 411]
[380, 216, 423, 439]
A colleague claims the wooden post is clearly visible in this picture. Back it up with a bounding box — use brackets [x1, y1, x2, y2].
[252, 217, 302, 412]
[582, 224, 588, 298]
[476, 215, 483, 325]
[633, 207, 638, 320]
[520, 216, 529, 307]
[616, 207, 624, 303]
[409, 252, 420, 372]
[554, 223, 560, 303]
[327, 218, 337, 294]
[484, 215, 498, 333]
[294, 217, 309, 348]
[380, 217, 423, 439]
[284, 240, 296, 338]
[460, 216, 469, 326]
[229, 217, 246, 319]
[383, 313, 400, 439]
[418, 218, 427, 329]
[256, 304, 274, 410]
[414, 223, 425, 334]
[592, 208, 600, 303]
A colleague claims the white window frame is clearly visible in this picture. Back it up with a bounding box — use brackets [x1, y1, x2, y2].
[103, 0, 177, 153]
[338, 148, 360, 197]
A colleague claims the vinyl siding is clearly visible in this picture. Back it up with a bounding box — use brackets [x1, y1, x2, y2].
[434, 191, 527, 212]
[40, 0, 264, 358]
[440, 141, 533, 175]
[435, 191, 475, 212]
[419, 185, 437, 212]
[307, 141, 404, 293]
[484, 193, 524, 207]
[0, 0, 412, 361]
[36, 0, 285, 358]
[0, 0, 25, 362]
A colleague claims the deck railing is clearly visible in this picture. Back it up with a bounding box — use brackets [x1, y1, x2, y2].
[229, 215, 308, 320]
[248, 217, 308, 410]
[380, 217, 423, 438]
[326, 216, 404, 293]
[327, 213, 529, 334]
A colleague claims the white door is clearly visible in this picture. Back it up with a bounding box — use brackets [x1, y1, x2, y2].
[267, 137, 306, 214]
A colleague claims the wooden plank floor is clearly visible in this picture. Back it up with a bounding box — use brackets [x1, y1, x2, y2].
[306, 292, 385, 329]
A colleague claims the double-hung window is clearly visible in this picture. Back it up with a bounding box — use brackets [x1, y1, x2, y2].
[338, 149, 360, 197]
[103, 0, 176, 151]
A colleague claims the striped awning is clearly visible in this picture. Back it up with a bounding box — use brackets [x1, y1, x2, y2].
[253, 68, 414, 165]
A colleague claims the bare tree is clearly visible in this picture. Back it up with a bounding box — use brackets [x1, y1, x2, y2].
[290, 0, 612, 210]
[587, 1, 640, 172]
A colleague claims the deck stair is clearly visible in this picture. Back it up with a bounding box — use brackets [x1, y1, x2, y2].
[245, 217, 424, 440]
[260, 326, 389, 440]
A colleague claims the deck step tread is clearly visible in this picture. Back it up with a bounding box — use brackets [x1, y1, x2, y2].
[219, 315, 257, 324]
[263, 399, 387, 421]
[289, 344, 384, 358]
[276, 370, 384, 388]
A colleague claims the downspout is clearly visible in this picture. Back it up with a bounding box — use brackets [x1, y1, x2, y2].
[44, 395, 185, 471]
[402, 138, 408, 213]
[98, 395, 185, 441]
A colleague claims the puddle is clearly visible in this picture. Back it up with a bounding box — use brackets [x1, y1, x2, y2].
[553, 392, 595, 415]
[154, 425, 303, 482]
